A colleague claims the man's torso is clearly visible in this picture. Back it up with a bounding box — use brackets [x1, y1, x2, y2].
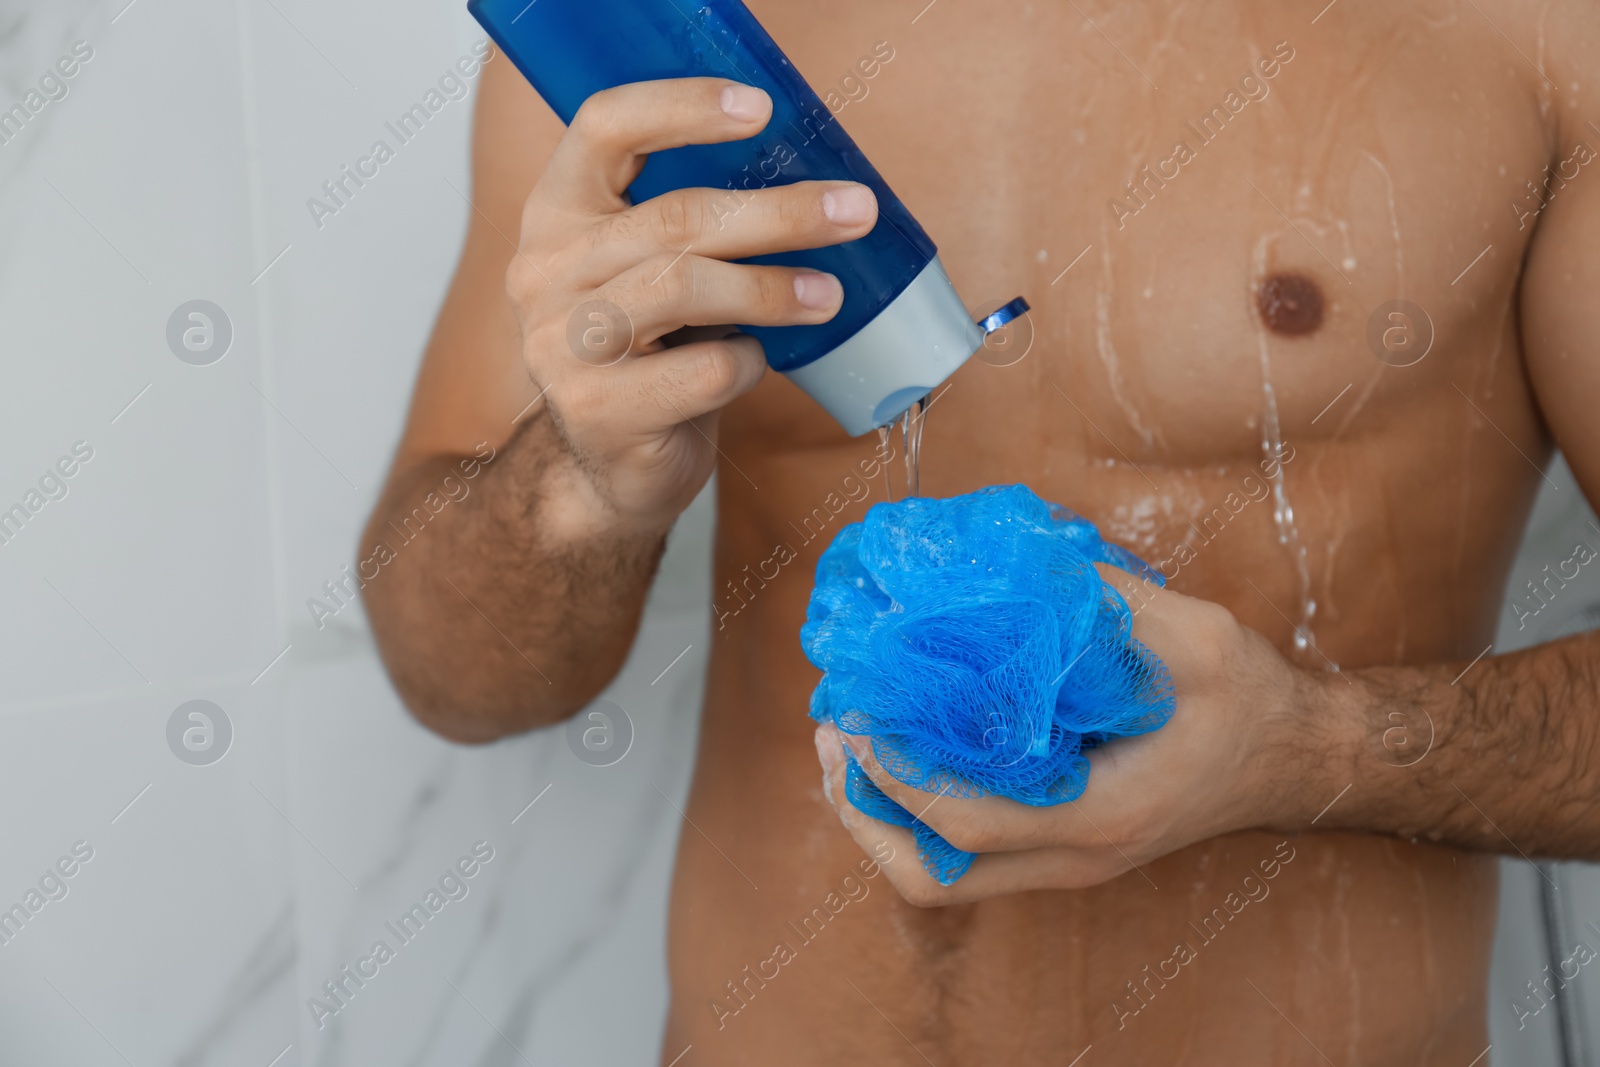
[661, 1, 1580, 1061]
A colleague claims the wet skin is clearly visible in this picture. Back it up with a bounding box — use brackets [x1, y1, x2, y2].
[373, 0, 1600, 1062]
[667, 1, 1584, 1063]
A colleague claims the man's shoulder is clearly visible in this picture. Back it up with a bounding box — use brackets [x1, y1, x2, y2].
[1475, 0, 1600, 129]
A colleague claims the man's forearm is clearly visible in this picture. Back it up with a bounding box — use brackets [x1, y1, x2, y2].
[1307, 632, 1600, 859]
[361, 412, 670, 742]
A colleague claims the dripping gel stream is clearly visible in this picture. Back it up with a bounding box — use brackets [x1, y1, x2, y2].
[901, 396, 928, 498]
[1251, 238, 1330, 670]
[876, 426, 895, 500]
[876, 396, 928, 502]
[1259, 379, 1321, 660]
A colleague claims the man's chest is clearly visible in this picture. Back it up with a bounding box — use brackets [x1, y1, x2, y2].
[736, 0, 1552, 472]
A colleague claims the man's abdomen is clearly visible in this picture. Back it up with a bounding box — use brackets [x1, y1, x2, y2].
[661, 668, 1497, 1066]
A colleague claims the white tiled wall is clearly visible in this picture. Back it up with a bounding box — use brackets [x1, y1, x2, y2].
[0, 2, 706, 1064]
[0, 2, 1594, 1065]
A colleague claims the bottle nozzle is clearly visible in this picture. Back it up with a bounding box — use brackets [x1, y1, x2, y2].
[979, 297, 1030, 335]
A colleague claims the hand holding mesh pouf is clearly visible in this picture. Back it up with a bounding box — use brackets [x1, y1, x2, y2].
[800, 484, 1176, 885]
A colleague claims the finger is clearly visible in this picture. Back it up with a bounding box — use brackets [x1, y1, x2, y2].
[837, 731, 1076, 854]
[540, 78, 772, 214]
[577, 181, 878, 284]
[818, 728, 1133, 900]
[833, 786, 1138, 902]
[1092, 560, 1159, 595]
[577, 334, 767, 432]
[928, 842, 1143, 899]
[1093, 560, 1165, 626]
[1093, 559, 1237, 681]
[817, 725, 937, 897]
[598, 255, 844, 345]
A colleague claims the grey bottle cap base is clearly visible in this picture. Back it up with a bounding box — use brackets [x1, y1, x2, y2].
[782, 256, 984, 437]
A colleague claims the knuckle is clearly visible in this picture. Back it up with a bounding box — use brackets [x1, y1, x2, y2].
[1210, 601, 1245, 639]
[593, 210, 641, 248]
[1192, 599, 1243, 663]
[939, 813, 995, 854]
[504, 259, 529, 306]
[516, 197, 542, 246]
[692, 345, 738, 397]
[1092, 817, 1140, 859]
[504, 256, 544, 308]
[554, 378, 604, 426]
[1189, 595, 1233, 630]
[638, 371, 679, 417]
[563, 375, 624, 435]
[778, 186, 821, 233]
[648, 254, 694, 312]
[526, 320, 564, 368]
[1051, 856, 1107, 891]
[570, 91, 624, 148]
[540, 237, 587, 282]
[650, 193, 698, 247]
[894, 874, 945, 909]
[755, 268, 795, 314]
[1087, 854, 1136, 888]
[704, 190, 740, 231]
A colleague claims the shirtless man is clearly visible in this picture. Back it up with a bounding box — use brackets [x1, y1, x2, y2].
[362, 0, 1600, 1062]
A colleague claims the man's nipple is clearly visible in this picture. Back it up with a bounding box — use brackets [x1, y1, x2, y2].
[1256, 271, 1325, 336]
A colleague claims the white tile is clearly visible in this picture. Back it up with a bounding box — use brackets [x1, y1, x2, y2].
[0, 683, 297, 1066]
[1496, 455, 1600, 653]
[277, 597, 707, 1065]
[1489, 860, 1564, 1066]
[241, 0, 499, 633]
[0, 0, 280, 698]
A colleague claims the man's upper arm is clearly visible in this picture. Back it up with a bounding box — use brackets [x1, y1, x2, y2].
[1520, 23, 1600, 499]
[390, 51, 564, 476]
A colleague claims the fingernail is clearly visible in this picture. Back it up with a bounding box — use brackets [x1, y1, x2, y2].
[719, 84, 769, 121]
[793, 271, 842, 310]
[822, 185, 877, 225]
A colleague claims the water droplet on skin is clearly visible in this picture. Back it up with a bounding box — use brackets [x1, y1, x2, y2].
[1342, 256, 1357, 271]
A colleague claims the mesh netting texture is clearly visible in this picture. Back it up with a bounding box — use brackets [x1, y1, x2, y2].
[800, 484, 1176, 885]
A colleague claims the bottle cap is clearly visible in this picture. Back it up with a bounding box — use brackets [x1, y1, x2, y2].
[783, 256, 1029, 435]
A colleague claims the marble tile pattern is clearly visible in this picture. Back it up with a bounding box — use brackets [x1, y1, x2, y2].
[0, 2, 1592, 1065]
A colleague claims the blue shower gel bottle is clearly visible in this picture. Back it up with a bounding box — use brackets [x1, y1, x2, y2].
[468, 0, 1027, 436]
